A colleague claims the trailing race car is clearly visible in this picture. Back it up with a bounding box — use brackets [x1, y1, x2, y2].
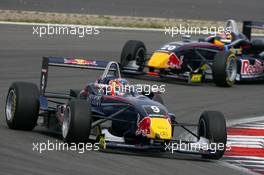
[120, 20, 264, 87]
[5, 57, 227, 159]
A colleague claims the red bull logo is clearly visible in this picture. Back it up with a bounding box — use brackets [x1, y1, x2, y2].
[135, 117, 152, 136]
[64, 58, 97, 66]
[241, 59, 264, 75]
[167, 53, 183, 69]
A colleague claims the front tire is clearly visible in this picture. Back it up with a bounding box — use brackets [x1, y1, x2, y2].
[120, 40, 147, 72]
[5, 82, 39, 130]
[198, 111, 227, 159]
[62, 99, 92, 143]
[212, 51, 237, 87]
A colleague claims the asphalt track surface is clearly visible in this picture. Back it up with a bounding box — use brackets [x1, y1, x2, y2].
[0, 24, 264, 175]
[0, 0, 263, 21]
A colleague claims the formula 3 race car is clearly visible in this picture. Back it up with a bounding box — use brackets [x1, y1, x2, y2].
[120, 20, 264, 87]
[5, 57, 227, 159]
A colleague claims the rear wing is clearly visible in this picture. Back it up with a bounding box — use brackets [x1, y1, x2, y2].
[40, 57, 119, 95]
[242, 21, 264, 40]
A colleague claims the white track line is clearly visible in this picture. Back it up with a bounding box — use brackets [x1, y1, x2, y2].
[0, 21, 263, 36]
[224, 156, 264, 161]
[227, 135, 264, 139]
[0, 21, 165, 32]
[232, 160, 264, 165]
[233, 126, 264, 129]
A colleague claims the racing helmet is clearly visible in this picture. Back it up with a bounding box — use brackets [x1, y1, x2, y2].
[96, 75, 116, 85]
[108, 78, 129, 96]
[214, 32, 232, 46]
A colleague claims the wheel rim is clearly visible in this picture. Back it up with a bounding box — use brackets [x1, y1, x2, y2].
[199, 118, 207, 138]
[226, 56, 237, 82]
[135, 47, 145, 64]
[62, 106, 71, 139]
[127, 47, 146, 70]
[6, 89, 16, 121]
[135, 47, 146, 70]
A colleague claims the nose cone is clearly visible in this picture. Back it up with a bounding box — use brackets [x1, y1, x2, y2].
[147, 52, 170, 69]
[150, 118, 172, 140]
[136, 117, 172, 140]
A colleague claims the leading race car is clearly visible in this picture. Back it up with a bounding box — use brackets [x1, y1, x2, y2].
[5, 57, 227, 159]
[120, 20, 264, 87]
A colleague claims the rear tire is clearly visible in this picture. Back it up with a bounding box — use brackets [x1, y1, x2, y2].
[198, 111, 227, 159]
[120, 40, 147, 72]
[212, 51, 237, 87]
[62, 99, 92, 143]
[5, 82, 39, 130]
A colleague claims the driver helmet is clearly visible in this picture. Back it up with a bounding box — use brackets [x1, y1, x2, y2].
[108, 78, 129, 96]
[214, 32, 232, 46]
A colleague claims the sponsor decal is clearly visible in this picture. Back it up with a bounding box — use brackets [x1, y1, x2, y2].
[135, 117, 152, 136]
[64, 58, 97, 66]
[167, 53, 183, 69]
[191, 74, 202, 83]
[160, 131, 168, 138]
[241, 59, 264, 76]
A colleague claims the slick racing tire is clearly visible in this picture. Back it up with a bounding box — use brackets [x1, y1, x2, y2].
[212, 51, 237, 87]
[120, 40, 147, 72]
[5, 82, 39, 130]
[198, 111, 227, 159]
[62, 99, 92, 143]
